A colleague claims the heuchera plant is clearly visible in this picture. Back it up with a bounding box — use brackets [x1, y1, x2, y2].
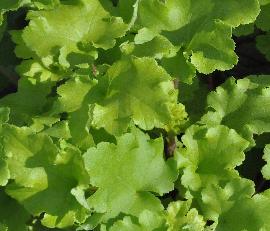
[0, 0, 270, 230]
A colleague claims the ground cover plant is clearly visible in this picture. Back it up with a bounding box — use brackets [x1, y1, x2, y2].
[1, 0, 270, 230]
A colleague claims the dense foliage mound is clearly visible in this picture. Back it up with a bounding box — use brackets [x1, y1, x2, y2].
[0, 0, 270, 230]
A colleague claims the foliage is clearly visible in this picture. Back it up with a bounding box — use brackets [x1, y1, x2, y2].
[0, 0, 270, 230]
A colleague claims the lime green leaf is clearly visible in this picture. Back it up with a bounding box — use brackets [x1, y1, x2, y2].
[117, 0, 138, 23]
[188, 20, 237, 74]
[137, 0, 260, 74]
[16, 60, 61, 82]
[0, 190, 30, 231]
[110, 217, 143, 231]
[0, 77, 53, 126]
[161, 50, 196, 84]
[22, 0, 127, 65]
[121, 35, 178, 59]
[137, 0, 190, 32]
[164, 103, 188, 135]
[198, 177, 254, 220]
[217, 189, 270, 231]
[179, 125, 249, 191]
[30, 116, 60, 133]
[0, 1, 268, 230]
[110, 210, 165, 231]
[43, 121, 71, 139]
[202, 76, 270, 146]
[134, 27, 157, 44]
[68, 102, 95, 150]
[212, 0, 260, 27]
[83, 128, 178, 220]
[31, 0, 60, 9]
[2, 125, 89, 228]
[166, 200, 206, 231]
[77, 213, 103, 231]
[50, 74, 97, 150]
[10, 30, 36, 60]
[99, 0, 138, 25]
[91, 57, 186, 135]
[51, 76, 94, 114]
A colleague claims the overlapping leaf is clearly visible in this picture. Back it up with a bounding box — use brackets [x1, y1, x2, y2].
[51, 76, 95, 114]
[166, 199, 206, 231]
[161, 50, 196, 84]
[136, 0, 259, 75]
[121, 35, 178, 60]
[83, 128, 178, 220]
[198, 177, 254, 221]
[21, 0, 127, 67]
[1, 125, 89, 228]
[201, 76, 270, 146]
[178, 125, 249, 191]
[0, 77, 53, 126]
[109, 211, 165, 231]
[0, 0, 268, 230]
[90, 57, 187, 135]
[217, 189, 270, 231]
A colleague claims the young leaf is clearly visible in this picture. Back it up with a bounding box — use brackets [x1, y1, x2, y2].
[90, 57, 186, 135]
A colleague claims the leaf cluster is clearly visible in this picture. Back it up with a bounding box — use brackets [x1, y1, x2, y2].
[0, 0, 270, 230]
